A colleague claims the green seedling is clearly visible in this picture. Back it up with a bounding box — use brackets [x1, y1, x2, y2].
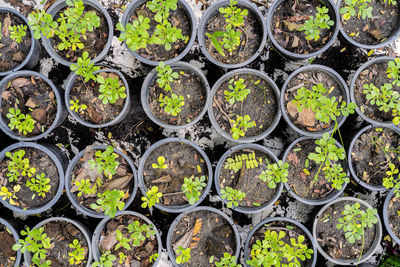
[9, 24, 27, 44]
[90, 189, 125, 218]
[127, 220, 156, 247]
[259, 160, 289, 189]
[116, 16, 150, 51]
[74, 178, 99, 197]
[215, 253, 242, 267]
[28, 9, 57, 39]
[7, 108, 36, 135]
[97, 75, 127, 105]
[176, 246, 191, 264]
[299, 6, 334, 41]
[92, 250, 116, 267]
[69, 99, 87, 113]
[159, 93, 185, 116]
[26, 172, 51, 199]
[141, 185, 163, 208]
[69, 51, 100, 82]
[220, 186, 246, 208]
[156, 62, 179, 92]
[150, 253, 159, 263]
[152, 156, 168, 169]
[88, 146, 119, 178]
[387, 58, 400, 87]
[339, 0, 373, 20]
[118, 252, 127, 264]
[5, 149, 36, 182]
[0, 185, 21, 205]
[181, 175, 207, 205]
[224, 78, 250, 104]
[383, 163, 400, 197]
[224, 152, 262, 173]
[230, 115, 256, 140]
[68, 239, 85, 265]
[115, 229, 131, 250]
[384, 0, 397, 5]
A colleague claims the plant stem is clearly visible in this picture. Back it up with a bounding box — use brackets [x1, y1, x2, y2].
[358, 232, 365, 264]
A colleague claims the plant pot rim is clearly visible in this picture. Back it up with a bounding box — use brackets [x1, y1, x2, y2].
[65, 145, 138, 219]
[64, 68, 131, 128]
[383, 188, 400, 246]
[280, 64, 349, 137]
[0, 8, 39, 76]
[214, 143, 283, 214]
[208, 68, 281, 143]
[197, 0, 267, 69]
[312, 197, 382, 265]
[166, 206, 240, 267]
[138, 137, 213, 213]
[121, 0, 197, 66]
[0, 142, 65, 215]
[24, 217, 93, 267]
[0, 217, 22, 267]
[266, 0, 340, 60]
[41, 0, 114, 66]
[244, 216, 317, 267]
[141, 61, 211, 130]
[282, 135, 349, 205]
[91, 210, 162, 266]
[0, 70, 65, 141]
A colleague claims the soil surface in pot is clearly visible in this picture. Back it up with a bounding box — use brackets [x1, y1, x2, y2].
[51, 6, 109, 62]
[285, 69, 344, 132]
[353, 59, 400, 122]
[0, 223, 17, 266]
[387, 194, 400, 240]
[130, 2, 191, 61]
[70, 71, 126, 125]
[171, 209, 237, 266]
[204, 4, 262, 65]
[247, 220, 314, 266]
[285, 139, 345, 201]
[98, 214, 158, 267]
[340, 0, 400, 45]
[1, 75, 57, 137]
[218, 148, 278, 208]
[143, 142, 208, 207]
[0, 12, 31, 72]
[70, 147, 134, 213]
[351, 127, 400, 187]
[0, 147, 59, 209]
[148, 67, 206, 126]
[271, 0, 335, 54]
[315, 200, 377, 260]
[212, 73, 278, 139]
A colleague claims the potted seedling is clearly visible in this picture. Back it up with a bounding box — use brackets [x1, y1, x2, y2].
[0, 8, 40, 77]
[198, 0, 266, 68]
[167, 206, 240, 267]
[0, 217, 21, 267]
[138, 138, 212, 213]
[28, 0, 113, 66]
[141, 61, 211, 130]
[65, 145, 138, 219]
[215, 144, 286, 213]
[208, 69, 281, 143]
[13, 217, 92, 267]
[266, 0, 339, 60]
[92, 211, 162, 266]
[383, 188, 400, 246]
[117, 0, 196, 66]
[338, 0, 400, 49]
[65, 52, 131, 128]
[313, 197, 382, 265]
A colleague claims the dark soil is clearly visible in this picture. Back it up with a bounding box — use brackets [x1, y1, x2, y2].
[171, 209, 237, 267]
[98, 214, 158, 267]
[284, 70, 344, 132]
[212, 73, 278, 139]
[340, 0, 400, 45]
[132, 2, 191, 61]
[315, 200, 377, 260]
[0, 147, 59, 209]
[148, 67, 206, 126]
[218, 148, 279, 208]
[353, 59, 400, 122]
[204, 5, 262, 64]
[387, 194, 400, 240]
[0, 12, 31, 72]
[0, 223, 17, 266]
[351, 127, 400, 187]
[0, 75, 57, 137]
[143, 142, 208, 206]
[70, 71, 126, 125]
[271, 0, 335, 54]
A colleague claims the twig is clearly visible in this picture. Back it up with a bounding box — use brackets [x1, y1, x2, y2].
[215, 99, 234, 128]
[163, 191, 185, 197]
[287, 83, 305, 92]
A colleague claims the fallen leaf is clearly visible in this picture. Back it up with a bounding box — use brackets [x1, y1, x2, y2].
[287, 101, 298, 117]
[297, 108, 316, 127]
[283, 20, 304, 31]
[101, 175, 132, 192]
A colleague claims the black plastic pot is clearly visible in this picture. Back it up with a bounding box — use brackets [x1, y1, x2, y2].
[138, 137, 213, 213]
[24, 217, 93, 267]
[214, 143, 283, 214]
[383, 188, 400, 246]
[208, 68, 281, 143]
[0, 142, 66, 215]
[280, 64, 349, 137]
[244, 217, 317, 267]
[313, 197, 382, 265]
[92, 210, 162, 266]
[198, 0, 267, 69]
[282, 136, 349, 205]
[0, 217, 22, 267]
[65, 145, 138, 219]
[0, 8, 40, 76]
[350, 56, 397, 127]
[0, 70, 67, 141]
[266, 0, 339, 60]
[120, 0, 196, 66]
[64, 68, 131, 128]
[141, 61, 211, 130]
[166, 206, 240, 267]
[337, 0, 400, 49]
[41, 0, 113, 66]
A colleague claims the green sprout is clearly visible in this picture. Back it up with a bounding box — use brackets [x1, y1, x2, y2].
[224, 152, 262, 173]
[150, 253, 159, 263]
[69, 51, 100, 82]
[387, 58, 400, 87]
[92, 250, 116, 267]
[88, 146, 120, 178]
[384, 0, 397, 5]
[176, 246, 191, 264]
[118, 252, 127, 264]
[68, 239, 85, 265]
[382, 163, 400, 197]
[230, 115, 256, 140]
[74, 178, 99, 197]
[259, 160, 289, 189]
[224, 78, 250, 104]
[90, 189, 125, 218]
[9, 25, 27, 44]
[141, 185, 163, 208]
[6, 108, 36, 135]
[152, 156, 168, 169]
[215, 253, 242, 267]
[116, 16, 150, 51]
[96, 75, 127, 105]
[220, 186, 246, 208]
[127, 220, 156, 247]
[156, 62, 179, 92]
[26, 172, 51, 199]
[115, 229, 131, 250]
[0, 185, 21, 205]
[28, 9, 57, 39]
[181, 176, 207, 205]
[5, 149, 36, 183]
[339, 0, 373, 20]
[69, 99, 87, 113]
[299, 6, 334, 41]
